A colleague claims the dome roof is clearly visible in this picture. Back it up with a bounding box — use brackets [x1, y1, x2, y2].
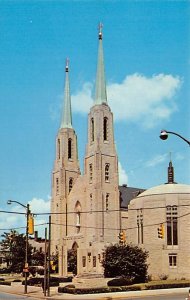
[137, 183, 190, 199]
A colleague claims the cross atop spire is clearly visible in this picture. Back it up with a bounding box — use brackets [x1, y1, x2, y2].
[94, 22, 107, 105]
[98, 22, 103, 40]
[60, 59, 72, 129]
[65, 58, 69, 72]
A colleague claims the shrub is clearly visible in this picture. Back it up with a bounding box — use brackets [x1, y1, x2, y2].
[24, 277, 43, 286]
[107, 276, 133, 286]
[58, 284, 141, 294]
[0, 281, 11, 286]
[159, 274, 168, 280]
[146, 282, 190, 290]
[58, 284, 75, 294]
[102, 243, 148, 283]
[58, 276, 73, 282]
[13, 279, 22, 282]
[25, 276, 61, 286]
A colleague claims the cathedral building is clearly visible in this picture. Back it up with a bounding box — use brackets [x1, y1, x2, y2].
[50, 25, 190, 279]
[51, 26, 123, 276]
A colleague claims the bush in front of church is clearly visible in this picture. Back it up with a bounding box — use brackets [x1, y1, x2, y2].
[102, 244, 148, 284]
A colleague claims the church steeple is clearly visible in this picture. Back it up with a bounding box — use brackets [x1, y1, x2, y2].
[94, 23, 107, 105]
[168, 160, 175, 184]
[60, 58, 72, 129]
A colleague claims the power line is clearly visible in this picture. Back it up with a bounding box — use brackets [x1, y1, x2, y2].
[1, 210, 188, 233]
[1, 203, 190, 216]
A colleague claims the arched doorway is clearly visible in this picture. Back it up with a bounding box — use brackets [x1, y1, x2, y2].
[67, 242, 78, 275]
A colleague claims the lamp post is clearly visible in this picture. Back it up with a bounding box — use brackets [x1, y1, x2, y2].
[7, 200, 30, 294]
[160, 130, 190, 146]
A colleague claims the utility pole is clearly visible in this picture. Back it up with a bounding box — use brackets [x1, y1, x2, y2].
[44, 228, 47, 296]
[47, 215, 51, 297]
[24, 204, 30, 294]
[7, 200, 34, 294]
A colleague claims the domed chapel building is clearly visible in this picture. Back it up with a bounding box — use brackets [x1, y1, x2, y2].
[128, 162, 190, 280]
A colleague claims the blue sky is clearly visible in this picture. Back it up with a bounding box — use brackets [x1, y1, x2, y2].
[0, 0, 189, 235]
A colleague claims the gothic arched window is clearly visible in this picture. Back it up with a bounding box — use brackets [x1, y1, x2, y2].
[75, 201, 82, 233]
[68, 138, 72, 159]
[166, 205, 178, 245]
[103, 117, 108, 141]
[106, 193, 109, 211]
[105, 164, 110, 182]
[57, 139, 60, 159]
[90, 193, 93, 213]
[91, 118, 94, 142]
[89, 164, 93, 183]
[69, 178, 73, 192]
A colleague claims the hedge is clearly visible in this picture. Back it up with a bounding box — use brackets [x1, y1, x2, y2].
[107, 277, 133, 286]
[58, 284, 141, 294]
[146, 282, 190, 290]
[58, 281, 190, 295]
[0, 281, 11, 286]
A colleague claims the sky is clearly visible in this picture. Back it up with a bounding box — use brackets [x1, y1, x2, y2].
[0, 0, 190, 238]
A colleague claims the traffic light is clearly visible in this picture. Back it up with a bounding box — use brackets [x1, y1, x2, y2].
[119, 231, 126, 245]
[157, 223, 164, 239]
[28, 214, 34, 235]
[50, 260, 56, 271]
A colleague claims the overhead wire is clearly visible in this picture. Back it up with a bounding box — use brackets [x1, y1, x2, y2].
[1, 210, 189, 233]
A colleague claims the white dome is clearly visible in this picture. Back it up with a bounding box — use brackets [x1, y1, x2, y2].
[137, 183, 190, 198]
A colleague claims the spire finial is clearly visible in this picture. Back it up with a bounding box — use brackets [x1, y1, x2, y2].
[65, 58, 69, 72]
[168, 153, 175, 184]
[94, 23, 107, 105]
[60, 58, 72, 129]
[98, 22, 103, 40]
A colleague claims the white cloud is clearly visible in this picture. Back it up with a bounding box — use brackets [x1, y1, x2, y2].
[71, 73, 182, 128]
[145, 153, 168, 168]
[175, 152, 185, 161]
[72, 82, 93, 114]
[118, 161, 128, 185]
[29, 197, 50, 214]
[0, 197, 50, 239]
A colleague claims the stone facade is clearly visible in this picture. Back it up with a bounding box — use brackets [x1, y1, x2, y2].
[51, 28, 120, 276]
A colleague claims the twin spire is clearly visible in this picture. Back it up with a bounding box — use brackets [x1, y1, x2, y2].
[60, 58, 72, 129]
[94, 23, 108, 105]
[60, 23, 107, 129]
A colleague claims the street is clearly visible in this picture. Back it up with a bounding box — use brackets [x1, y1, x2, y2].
[0, 292, 38, 300]
[118, 292, 188, 299]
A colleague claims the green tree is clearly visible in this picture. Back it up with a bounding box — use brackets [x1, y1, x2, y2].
[102, 243, 148, 283]
[0, 230, 32, 273]
[31, 250, 45, 266]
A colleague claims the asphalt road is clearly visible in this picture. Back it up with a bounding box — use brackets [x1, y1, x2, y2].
[0, 292, 39, 300]
[119, 292, 188, 299]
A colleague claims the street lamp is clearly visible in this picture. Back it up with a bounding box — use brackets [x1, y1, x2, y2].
[160, 130, 190, 146]
[7, 200, 30, 294]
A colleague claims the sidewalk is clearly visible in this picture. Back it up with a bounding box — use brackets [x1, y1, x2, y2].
[0, 283, 190, 300]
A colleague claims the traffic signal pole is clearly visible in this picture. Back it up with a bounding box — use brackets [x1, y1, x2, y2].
[47, 215, 51, 297]
[24, 204, 30, 294]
